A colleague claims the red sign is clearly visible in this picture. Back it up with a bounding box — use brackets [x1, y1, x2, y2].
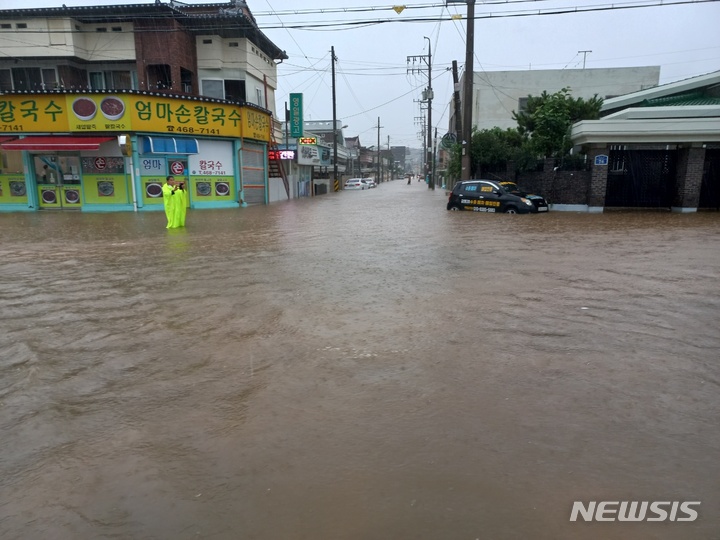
[94, 157, 106, 170]
[170, 161, 185, 175]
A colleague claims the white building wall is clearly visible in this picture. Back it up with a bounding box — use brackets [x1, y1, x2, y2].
[459, 67, 661, 131]
[0, 18, 136, 61]
[196, 36, 277, 116]
[268, 177, 289, 202]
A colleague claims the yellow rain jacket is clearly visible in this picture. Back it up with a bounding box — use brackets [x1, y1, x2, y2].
[162, 182, 183, 229]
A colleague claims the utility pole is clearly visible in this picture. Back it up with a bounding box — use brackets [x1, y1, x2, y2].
[284, 101, 289, 148]
[451, 61, 462, 145]
[425, 37, 433, 190]
[433, 127, 438, 189]
[579, 50, 592, 69]
[408, 39, 434, 189]
[451, 60, 462, 191]
[414, 115, 425, 178]
[376, 117, 382, 183]
[461, 0, 475, 181]
[331, 46, 339, 191]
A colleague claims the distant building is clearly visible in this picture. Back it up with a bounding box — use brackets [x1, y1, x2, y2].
[452, 67, 661, 132]
[390, 146, 407, 175]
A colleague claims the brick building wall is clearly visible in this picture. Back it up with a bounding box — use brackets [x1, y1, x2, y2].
[514, 158, 591, 205]
[586, 146, 610, 208]
[134, 20, 197, 93]
[673, 146, 706, 209]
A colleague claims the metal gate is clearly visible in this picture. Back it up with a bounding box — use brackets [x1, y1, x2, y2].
[241, 142, 267, 205]
[699, 149, 720, 210]
[605, 148, 677, 208]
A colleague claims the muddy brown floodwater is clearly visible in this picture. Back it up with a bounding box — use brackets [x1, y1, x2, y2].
[1, 181, 719, 540]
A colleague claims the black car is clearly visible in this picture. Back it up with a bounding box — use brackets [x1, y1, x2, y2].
[499, 181, 549, 213]
[447, 179, 536, 214]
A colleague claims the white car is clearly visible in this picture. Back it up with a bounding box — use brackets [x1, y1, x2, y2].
[345, 178, 367, 190]
[362, 178, 377, 188]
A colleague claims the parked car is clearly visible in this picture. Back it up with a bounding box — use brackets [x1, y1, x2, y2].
[446, 179, 535, 214]
[345, 178, 367, 190]
[499, 181, 549, 212]
[362, 178, 377, 188]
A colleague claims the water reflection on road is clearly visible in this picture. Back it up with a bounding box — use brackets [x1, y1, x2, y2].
[1, 182, 719, 539]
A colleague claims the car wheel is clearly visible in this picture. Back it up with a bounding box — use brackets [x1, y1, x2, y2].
[504, 206, 518, 214]
[447, 204, 461, 211]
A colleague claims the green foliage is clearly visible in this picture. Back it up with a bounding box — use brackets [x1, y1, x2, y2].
[471, 127, 520, 166]
[512, 88, 603, 158]
[446, 127, 535, 180]
[445, 88, 602, 180]
[447, 142, 462, 180]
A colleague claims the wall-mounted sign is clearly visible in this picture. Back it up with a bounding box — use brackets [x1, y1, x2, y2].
[269, 149, 296, 160]
[242, 107, 271, 142]
[298, 137, 317, 145]
[0, 94, 271, 141]
[594, 154, 609, 166]
[297, 145, 319, 166]
[170, 160, 186, 175]
[289, 93, 303, 138]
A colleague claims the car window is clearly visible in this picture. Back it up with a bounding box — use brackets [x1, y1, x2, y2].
[464, 184, 478, 192]
[480, 182, 497, 193]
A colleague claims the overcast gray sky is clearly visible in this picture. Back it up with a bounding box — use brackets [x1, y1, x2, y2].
[6, 0, 720, 148]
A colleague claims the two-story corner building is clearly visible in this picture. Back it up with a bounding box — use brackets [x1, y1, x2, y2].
[0, 1, 289, 212]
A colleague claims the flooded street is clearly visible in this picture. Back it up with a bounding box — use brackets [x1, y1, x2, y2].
[1, 181, 719, 539]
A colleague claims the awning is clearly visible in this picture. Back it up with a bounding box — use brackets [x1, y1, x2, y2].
[141, 136, 199, 155]
[0, 136, 17, 145]
[0, 136, 115, 151]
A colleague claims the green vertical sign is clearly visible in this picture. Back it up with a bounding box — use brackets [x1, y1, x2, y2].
[290, 93, 303, 138]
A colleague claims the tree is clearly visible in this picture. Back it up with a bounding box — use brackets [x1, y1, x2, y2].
[513, 88, 603, 158]
[447, 127, 532, 180]
[445, 89, 602, 181]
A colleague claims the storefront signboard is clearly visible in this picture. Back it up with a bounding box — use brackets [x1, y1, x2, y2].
[0, 94, 271, 141]
[289, 93, 303, 138]
[242, 108, 271, 142]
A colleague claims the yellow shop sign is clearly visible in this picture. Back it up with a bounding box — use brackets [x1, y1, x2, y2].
[0, 93, 270, 141]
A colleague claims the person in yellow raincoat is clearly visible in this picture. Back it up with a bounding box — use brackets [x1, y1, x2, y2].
[162, 175, 187, 229]
[175, 178, 188, 227]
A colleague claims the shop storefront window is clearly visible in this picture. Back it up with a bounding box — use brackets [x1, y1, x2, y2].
[0, 148, 27, 204]
[34, 155, 81, 185]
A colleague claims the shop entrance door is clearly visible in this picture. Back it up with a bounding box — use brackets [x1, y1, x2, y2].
[34, 154, 82, 209]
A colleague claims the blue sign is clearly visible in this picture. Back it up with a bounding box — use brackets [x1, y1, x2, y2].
[594, 154, 609, 166]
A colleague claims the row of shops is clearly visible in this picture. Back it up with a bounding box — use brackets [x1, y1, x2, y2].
[0, 90, 274, 212]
